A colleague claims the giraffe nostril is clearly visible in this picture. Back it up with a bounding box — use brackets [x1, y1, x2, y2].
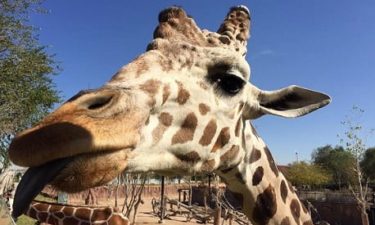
[86, 95, 113, 110]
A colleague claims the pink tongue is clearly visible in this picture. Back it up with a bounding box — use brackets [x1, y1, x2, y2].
[12, 157, 73, 218]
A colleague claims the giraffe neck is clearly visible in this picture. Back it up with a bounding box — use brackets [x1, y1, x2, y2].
[25, 201, 129, 225]
[217, 123, 314, 225]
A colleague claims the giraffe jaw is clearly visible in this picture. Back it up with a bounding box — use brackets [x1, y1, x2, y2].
[50, 148, 131, 192]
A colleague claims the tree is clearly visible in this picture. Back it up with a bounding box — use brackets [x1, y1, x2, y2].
[312, 145, 356, 189]
[339, 106, 373, 225]
[120, 173, 147, 225]
[361, 147, 375, 181]
[284, 161, 331, 188]
[0, 0, 60, 170]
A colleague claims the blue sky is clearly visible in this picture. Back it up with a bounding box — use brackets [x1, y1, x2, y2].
[29, 1, 375, 165]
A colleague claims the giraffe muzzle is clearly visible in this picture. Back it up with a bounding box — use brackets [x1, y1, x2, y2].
[12, 147, 132, 219]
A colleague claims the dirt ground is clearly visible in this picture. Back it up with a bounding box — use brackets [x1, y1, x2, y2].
[70, 196, 241, 225]
[74, 197, 211, 225]
[134, 198, 204, 225]
[0, 207, 15, 225]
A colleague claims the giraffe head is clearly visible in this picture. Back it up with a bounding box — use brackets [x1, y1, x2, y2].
[9, 6, 330, 216]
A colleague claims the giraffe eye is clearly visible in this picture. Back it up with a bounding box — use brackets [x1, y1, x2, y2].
[209, 73, 246, 95]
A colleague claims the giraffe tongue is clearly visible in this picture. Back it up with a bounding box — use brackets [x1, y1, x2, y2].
[12, 157, 74, 219]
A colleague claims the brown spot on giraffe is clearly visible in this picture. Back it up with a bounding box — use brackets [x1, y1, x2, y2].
[280, 180, 288, 204]
[135, 57, 149, 77]
[252, 166, 264, 186]
[198, 103, 210, 115]
[47, 216, 58, 225]
[162, 84, 171, 105]
[38, 212, 49, 222]
[49, 204, 62, 212]
[211, 127, 230, 152]
[249, 148, 261, 163]
[176, 81, 190, 104]
[63, 206, 74, 216]
[199, 119, 217, 146]
[172, 112, 197, 144]
[201, 159, 216, 171]
[158, 56, 174, 72]
[91, 208, 112, 221]
[140, 79, 161, 95]
[290, 199, 301, 225]
[220, 145, 239, 162]
[33, 203, 45, 212]
[252, 185, 277, 225]
[281, 216, 292, 225]
[303, 220, 314, 225]
[75, 208, 92, 220]
[175, 151, 201, 163]
[264, 146, 279, 177]
[159, 112, 173, 126]
[109, 215, 127, 225]
[140, 79, 161, 107]
[54, 211, 64, 219]
[63, 217, 80, 224]
[152, 112, 173, 143]
[27, 207, 37, 219]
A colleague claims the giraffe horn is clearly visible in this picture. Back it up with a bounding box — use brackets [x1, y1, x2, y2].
[153, 6, 206, 45]
[217, 5, 251, 47]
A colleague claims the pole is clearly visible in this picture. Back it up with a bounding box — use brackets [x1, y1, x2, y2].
[295, 152, 299, 163]
[158, 176, 165, 223]
[208, 174, 212, 195]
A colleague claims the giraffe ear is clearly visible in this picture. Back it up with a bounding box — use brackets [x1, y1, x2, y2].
[247, 85, 331, 119]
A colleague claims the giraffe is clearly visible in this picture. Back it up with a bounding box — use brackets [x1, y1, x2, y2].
[8, 5, 331, 225]
[25, 200, 128, 225]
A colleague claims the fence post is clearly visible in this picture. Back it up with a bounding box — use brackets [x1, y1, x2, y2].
[158, 176, 165, 224]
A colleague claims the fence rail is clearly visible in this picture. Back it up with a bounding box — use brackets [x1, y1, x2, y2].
[298, 191, 375, 204]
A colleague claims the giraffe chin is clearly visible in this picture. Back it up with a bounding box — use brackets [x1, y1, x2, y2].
[12, 148, 131, 219]
[51, 148, 131, 193]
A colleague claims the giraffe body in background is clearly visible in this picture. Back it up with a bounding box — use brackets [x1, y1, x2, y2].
[9, 5, 330, 225]
[26, 201, 128, 225]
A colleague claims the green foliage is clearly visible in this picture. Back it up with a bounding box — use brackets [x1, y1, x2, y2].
[312, 145, 356, 188]
[340, 106, 368, 160]
[284, 161, 331, 188]
[361, 147, 375, 180]
[339, 107, 373, 188]
[0, 0, 61, 169]
[16, 215, 37, 225]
